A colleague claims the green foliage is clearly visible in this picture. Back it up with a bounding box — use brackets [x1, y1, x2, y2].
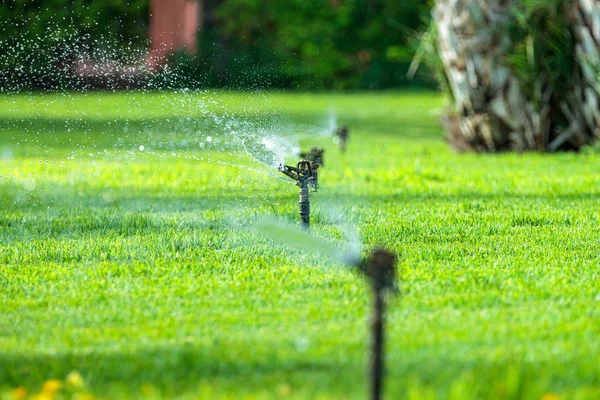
[208, 0, 430, 89]
[1, 92, 600, 398]
[410, 20, 450, 95]
[0, 0, 431, 90]
[506, 0, 575, 110]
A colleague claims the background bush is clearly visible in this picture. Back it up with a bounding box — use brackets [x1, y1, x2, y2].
[0, 0, 432, 90]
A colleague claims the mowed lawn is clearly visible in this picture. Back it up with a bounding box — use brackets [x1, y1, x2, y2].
[0, 91, 599, 399]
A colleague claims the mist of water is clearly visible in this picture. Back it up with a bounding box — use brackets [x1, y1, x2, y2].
[254, 216, 362, 267]
[0, 14, 340, 186]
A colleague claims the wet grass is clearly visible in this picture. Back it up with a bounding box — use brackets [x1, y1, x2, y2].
[0, 91, 599, 399]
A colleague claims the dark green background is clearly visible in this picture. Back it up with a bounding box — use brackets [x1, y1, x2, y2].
[0, 0, 432, 90]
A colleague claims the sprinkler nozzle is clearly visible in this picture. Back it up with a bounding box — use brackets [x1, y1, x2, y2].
[278, 160, 319, 191]
[362, 249, 397, 292]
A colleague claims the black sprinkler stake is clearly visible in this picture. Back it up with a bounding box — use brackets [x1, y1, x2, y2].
[360, 249, 397, 400]
[278, 160, 319, 230]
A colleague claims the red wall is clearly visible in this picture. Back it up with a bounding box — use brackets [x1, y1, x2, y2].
[148, 0, 200, 68]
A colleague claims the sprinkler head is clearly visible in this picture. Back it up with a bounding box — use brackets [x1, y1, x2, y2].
[361, 249, 397, 293]
[359, 248, 397, 400]
[297, 160, 312, 175]
[299, 147, 325, 167]
[336, 125, 349, 153]
[278, 159, 321, 230]
[278, 160, 319, 191]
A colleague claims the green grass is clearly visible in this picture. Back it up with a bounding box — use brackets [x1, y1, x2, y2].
[0, 91, 599, 400]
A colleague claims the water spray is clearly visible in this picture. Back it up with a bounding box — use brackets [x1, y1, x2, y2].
[336, 125, 350, 153]
[359, 249, 397, 400]
[278, 160, 319, 230]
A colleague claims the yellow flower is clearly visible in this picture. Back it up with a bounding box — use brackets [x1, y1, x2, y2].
[10, 387, 27, 400]
[40, 379, 63, 398]
[66, 371, 85, 389]
[32, 393, 55, 400]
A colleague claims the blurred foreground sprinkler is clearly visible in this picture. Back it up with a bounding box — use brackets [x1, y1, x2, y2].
[359, 249, 397, 400]
[278, 160, 320, 230]
[336, 125, 350, 153]
[253, 222, 397, 400]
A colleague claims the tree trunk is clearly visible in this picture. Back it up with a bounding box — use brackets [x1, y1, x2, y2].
[562, 0, 600, 150]
[433, 0, 600, 152]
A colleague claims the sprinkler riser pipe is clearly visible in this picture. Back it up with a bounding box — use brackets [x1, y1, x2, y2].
[299, 183, 310, 230]
[278, 161, 316, 230]
[370, 286, 385, 400]
[363, 249, 396, 400]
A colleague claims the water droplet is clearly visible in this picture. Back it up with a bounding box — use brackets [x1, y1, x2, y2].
[1, 147, 14, 161]
[23, 178, 36, 191]
[102, 191, 115, 203]
[295, 337, 309, 352]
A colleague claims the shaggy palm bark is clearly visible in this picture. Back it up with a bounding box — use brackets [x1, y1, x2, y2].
[433, 0, 600, 152]
[562, 0, 600, 150]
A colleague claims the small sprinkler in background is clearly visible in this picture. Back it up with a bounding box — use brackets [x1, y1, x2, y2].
[359, 249, 397, 400]
[278, 160, 320, 230]
[298, 147, 324, 187]
[336, 125, 350, 153]
[299, 146, 325, 167]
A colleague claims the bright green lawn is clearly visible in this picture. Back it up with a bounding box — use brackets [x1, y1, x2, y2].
[0, 92, 599, 399]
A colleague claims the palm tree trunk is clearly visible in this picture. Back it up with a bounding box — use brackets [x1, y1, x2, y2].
[433, 0, 600, 152]
[434, 0, 543, 151]
[558, 0, 600, 150]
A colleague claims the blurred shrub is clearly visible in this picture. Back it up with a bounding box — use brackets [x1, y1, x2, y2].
[203, 0, 432, 89]
[0, 0, 432, 90]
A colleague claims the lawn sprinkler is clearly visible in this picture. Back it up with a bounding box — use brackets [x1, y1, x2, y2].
[299, 146, 325, 167]
[278, 160, 319, 230]
[253, 221, 398, 400]
[358, 249, 397, 400]
[336, 125, 349, 153]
